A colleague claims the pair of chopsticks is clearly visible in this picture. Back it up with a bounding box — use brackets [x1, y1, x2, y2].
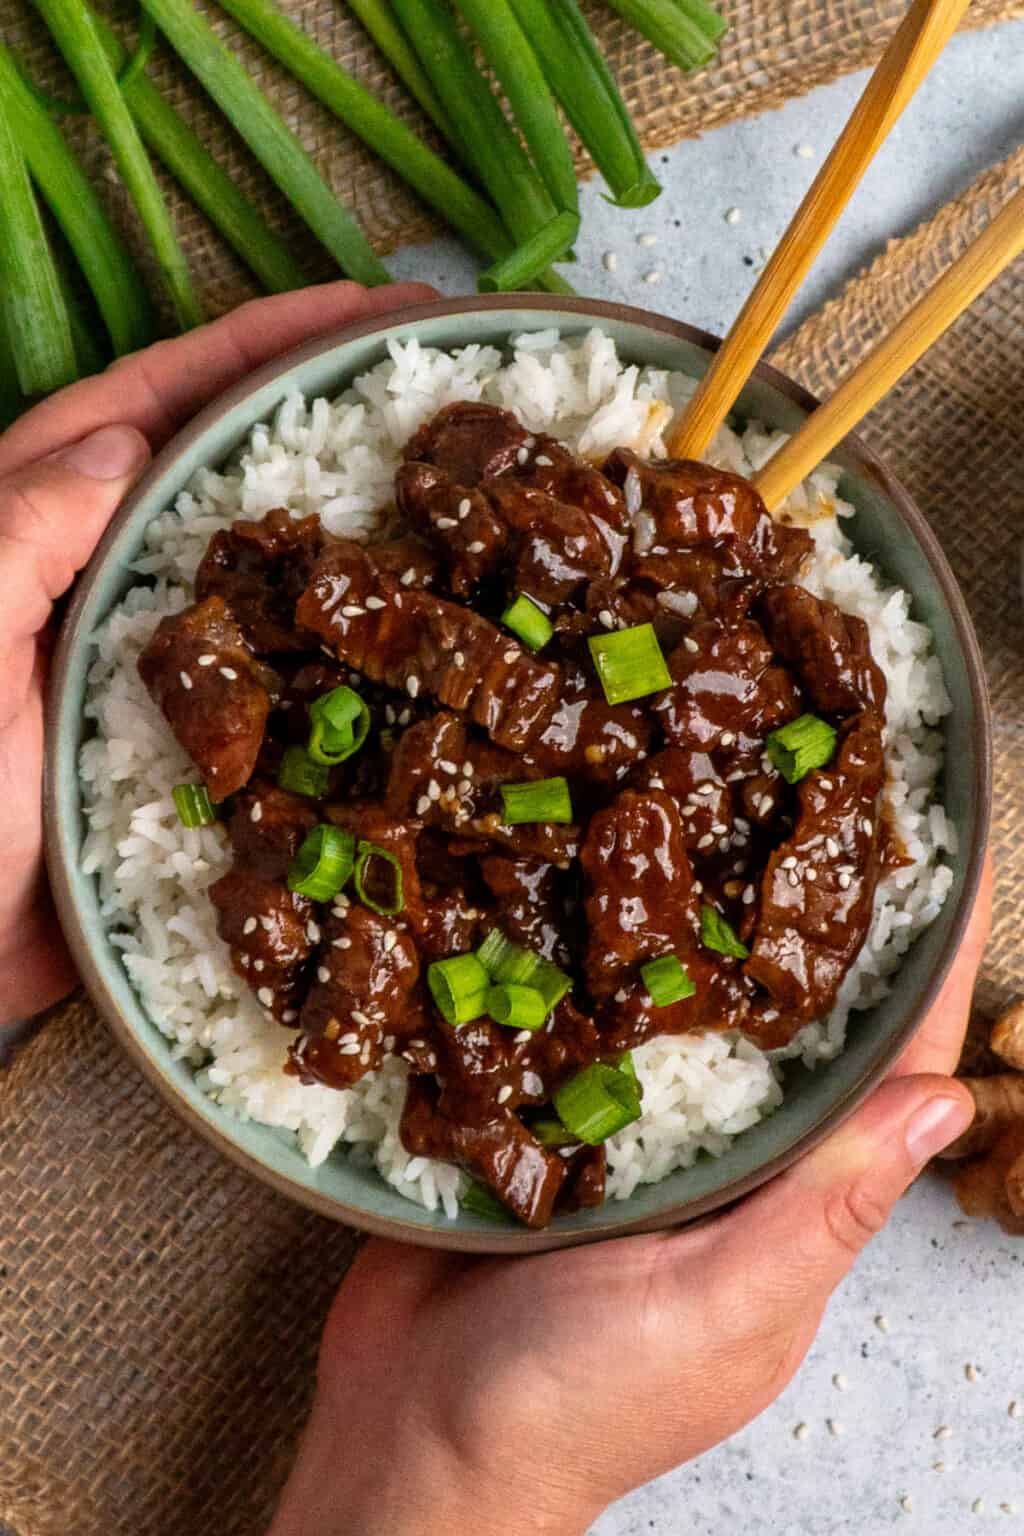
[666, 0, 1024, 510]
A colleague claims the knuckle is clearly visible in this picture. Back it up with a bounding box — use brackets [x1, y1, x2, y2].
[821, 1178, 891, 1258]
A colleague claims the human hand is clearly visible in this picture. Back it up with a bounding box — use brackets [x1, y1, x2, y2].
[0, 280, 435, 1028]
[270, 860, 990, 1536]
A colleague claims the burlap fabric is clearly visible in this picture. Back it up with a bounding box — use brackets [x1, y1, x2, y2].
[0, 0, 1021, 323]
[2, 129, 1024, 1536]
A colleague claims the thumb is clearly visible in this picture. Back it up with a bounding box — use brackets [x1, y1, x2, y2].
[708, 1074, 974, 1304]
[0, 423, 150, 718]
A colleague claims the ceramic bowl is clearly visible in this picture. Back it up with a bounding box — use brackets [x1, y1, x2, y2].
[44, 296, 991, 1253]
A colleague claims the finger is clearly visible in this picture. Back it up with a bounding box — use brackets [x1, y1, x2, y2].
[0, 424, 151, 722]
[0, 281, 439, 477]
[319, 1238, 466, 1380]
[698, 1073, 973, 1316]
[893, 850, 993, 1078]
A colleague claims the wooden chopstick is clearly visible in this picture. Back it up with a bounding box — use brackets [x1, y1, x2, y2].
[753, 184, 1024, 510]
[667, 0, 972, 463]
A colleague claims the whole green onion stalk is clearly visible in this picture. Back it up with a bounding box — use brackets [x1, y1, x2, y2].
[342, 0, 457, 143]
[604, 0, 727, 73]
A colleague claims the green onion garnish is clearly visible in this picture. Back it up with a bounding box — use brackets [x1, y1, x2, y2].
[554, 1062, 642, 1145]
[353, 841, 405, 917]
[277, 745, 331, 799]
[307, 686, 371, 766]
[700, 904, 750, 960]
[172, 783, 216, 829]
[288, 825, 356, 902]
[499, 777, 573, 826]
[588, 623, 672, 705]
[486, 983, 547, 1033]
[530, 1116, 580, 1149]
[603, 0, 727, 73]
[617, 1050, 638, 1086]
[640, 954, 696, 1007]
[460, 1181, 514, 1221]
[500, 593, 554, 652]
[765, 713, 838, 785]
[477, 928, 572, 1013]
[427, 953, 490, 1026]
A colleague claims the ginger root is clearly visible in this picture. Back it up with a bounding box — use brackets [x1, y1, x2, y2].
[947, 998, 1024, 1235]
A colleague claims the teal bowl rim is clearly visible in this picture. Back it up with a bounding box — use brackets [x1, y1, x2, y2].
[44, 294, 992, 1253]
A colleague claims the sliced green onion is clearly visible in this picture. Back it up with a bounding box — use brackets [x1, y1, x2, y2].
[90, 10, 305, 296]
[218, 0, 511, 266]
[172, 783, 216, 828]
[765, 713, 838, 785]
[588, 623, 672, 705]
[307, 685, 371, 766]
[530, 1116, 580, 1149]
[33, 0, 202, 331]
[479, 211, 579, 294]
[486, 983, 547, 1032]
[507, 0, 661, 209]
[288, 824, 356, 901]
[616, 1050, 638, 1086]
[460, 1180, 514, 1220]
[500, 594, 554, 652]
[138, 0, 389, 286]
[603, 0, 727, 72]
[278, 745, 331, 798]
[454, 0, 579, 214]
[390, 0, 558, 242]
[700, 904, 750, 960]
[353, 841, 405, 916]
[499, 777, 573, 826]
[476, 928, 572, 1013]
[0, 37, 153, 358]
[0, 81, 75, 396]
[343, 0, 457, 142]
[554, 1062, 642, 1145]
[640, 954, 696, 1007]
[427, 953, 490, 1026]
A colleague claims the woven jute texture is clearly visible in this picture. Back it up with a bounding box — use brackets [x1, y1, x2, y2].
[0, 0, 1021, 322]
[2, 144, 1024, 1536]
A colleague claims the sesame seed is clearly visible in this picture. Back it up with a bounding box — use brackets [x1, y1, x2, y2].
[257, 987, 274, 1007]
[643, 270, 662, 284]
[795, 142, 815, 158]
[415, 795, 431, 815]
[697, 782, 715, 796]
[407, 675, 420, 698]
[724, 207, 742, 225]
[457, 778, 472, 795]
[743, 885, 756, 904]
[453, 651, 465, 667]
[684, 637, 700, 653]
[806, 868, 818, 882]
[598, 608, 615, 629]
[862, 818, 874, 836]
[503, 648, 519, 663]
[535, 454, 553, 467]
[313, 966, 329, 984]
[720, 731, 736, 747]
[819, 777, 833, 790]
[760, 796, 774, 814]
[467, 540, 486, 554]
[243, 917, 258, 936]
[398, 709, 412, 726]
[934, 1425, 952, 1440]
[497, 1085, 513, 1105]
[614, 988, 628, 1003]
[253, 960, 264, 972]
[833, 1373, 848, 1391]
[517, 447, 529, 465]
[341, 605, 366, 618]
[333, 936, 352, 950]
[427, 779, 441, 801]
[602, 250, 618, 273]
[697, 834, 715, 850]
[219, 666, 238, 681]
[514, 1030, 533, 1044]
[439, 759, 457, 774]
[179, 671, 193, 690]
[638, 231, 658, 247]
[838, 872, 852, 890]
[435, 517, 456, 530]
[793, 1422, 809, 1441]
[827, 1419, 843, 1437]
[875, 1314, 890, 1334]
[712, 823, 728, 836]
[899, 1496, 913, 1515]
[458, 497, 471, 517]
[965, 1363, 979, 1382]
[307, 921, 321, 944]
[352, 1009, 370, 1026]
[340, 1042, 360, 1056]
[781, 856, 798, 869]
[401, 567, 416, 585]
[365, 595, 386, 610]
[522, 1071, 544, 1096]
[727, 770, 745, 783]
[383, 930, 397, 952]
[826, 837, 839, 857]
[462, 761, 474, 777]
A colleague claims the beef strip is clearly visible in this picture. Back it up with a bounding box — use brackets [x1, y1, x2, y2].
[520, 661, 653, 790]
[296, 541, 560, 750]
[557, 1144, 607, 1211]
[403, 400, 530, 484]
[225, 783, 318, 881]
[745, 712, 885, 1028]
[654, 618, 802, 756]
[631, 748, 736, 853]
[478, 854, 570, 965]
[603, 449, 812, 583]
[759, 584, 886, 715]
[194, 510, 323, 655]
[137, 595, 276, 800]
[484, 478, 622, 607]
[395, 462, 508, 598]
[209, 868, 314, 1023]
[290, 906, 425, 1089]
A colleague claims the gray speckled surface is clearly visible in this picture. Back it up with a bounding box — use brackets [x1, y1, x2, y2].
[390, 23, 1024, 1535]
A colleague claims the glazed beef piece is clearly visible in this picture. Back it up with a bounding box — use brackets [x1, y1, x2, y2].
[520, 661, 653, 790]
[208, 868, 314, 1023]
[759, 585, 886, 715]
[138, 596, 275, 800]
[401, 1074, 567, 1229]
[654, 618, 802, 756]
[403, 400, 530, 484]
[296, 541, 560, 750]
[580, 788, 701, 1003]
[746, 712, 885, 1025]
[225, 783, 317, 881]
[478, 854, 570, 965]
[371, 533, 441, 591]
[195, 510, 323, 655]
[603, 449, 812, 583]
[395, 463, 508, 598]
[631, 748, 738, 854]
[557, 1144, 606, 1212]
[291, 906, 425, 1089]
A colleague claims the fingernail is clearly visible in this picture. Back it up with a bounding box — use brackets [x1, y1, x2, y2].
[906, 1095, 973, 1168]
[56, 424, 149, 481]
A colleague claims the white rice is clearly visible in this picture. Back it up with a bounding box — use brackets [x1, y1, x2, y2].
[79, 328, 954, 1216]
